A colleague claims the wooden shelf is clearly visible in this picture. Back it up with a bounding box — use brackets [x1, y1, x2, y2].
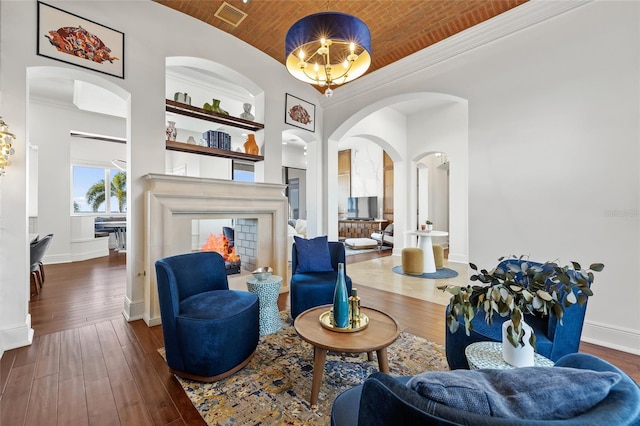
[165, 99, 264, 132]
[165, 140, 264, 162]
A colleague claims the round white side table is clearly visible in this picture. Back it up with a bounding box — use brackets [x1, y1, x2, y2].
[404, 230, 448, 273]
[246, 274, 282, 335]
[465, 341, 554, 369]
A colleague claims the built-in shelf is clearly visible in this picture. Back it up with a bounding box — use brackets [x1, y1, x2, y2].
[165, 140, 264, 162]
[165, 99, 264, 132]
[165, 99, 265, 162]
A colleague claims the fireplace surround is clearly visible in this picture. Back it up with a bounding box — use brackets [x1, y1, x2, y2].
[144, 174, 289, 326]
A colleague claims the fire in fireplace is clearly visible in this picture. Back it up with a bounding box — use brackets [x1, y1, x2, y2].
[201, 233, 241, 275]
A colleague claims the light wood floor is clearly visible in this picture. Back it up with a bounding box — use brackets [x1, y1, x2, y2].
[1, 250, 638, 425]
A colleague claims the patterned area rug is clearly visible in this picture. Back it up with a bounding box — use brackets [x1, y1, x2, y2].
[161, 310, 448, 425]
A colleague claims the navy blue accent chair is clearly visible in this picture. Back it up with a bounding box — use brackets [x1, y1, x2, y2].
[290, 241, 352, 319]
[155, 251, 259, 382]
[331, 353, 640, 425]
[445, 258, 592, 370]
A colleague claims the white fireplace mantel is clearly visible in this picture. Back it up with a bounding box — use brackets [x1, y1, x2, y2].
[144, 173, 289, 326]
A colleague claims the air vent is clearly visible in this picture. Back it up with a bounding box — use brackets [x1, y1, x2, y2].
[214, 2, 248, 27]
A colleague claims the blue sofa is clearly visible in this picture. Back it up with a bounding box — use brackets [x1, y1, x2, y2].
[446, 258, 591, 370]
[155, 251, 259, 382]
[290, 240, 352, 319]
[331, 353, 640, 425]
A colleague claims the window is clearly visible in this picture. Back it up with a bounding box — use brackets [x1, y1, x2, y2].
[233, 161, 254, 182]
[72, 165, 127, 214]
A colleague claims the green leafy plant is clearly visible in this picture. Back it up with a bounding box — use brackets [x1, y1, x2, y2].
[425, 220, 433, 225]
[438, 255, 604, 348]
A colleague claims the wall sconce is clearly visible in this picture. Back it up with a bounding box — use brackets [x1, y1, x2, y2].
[0, 117, 16, 176]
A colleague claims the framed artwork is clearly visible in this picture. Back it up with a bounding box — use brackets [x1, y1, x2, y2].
[37, 1, 125, 79]
[285, 93, 315, 132]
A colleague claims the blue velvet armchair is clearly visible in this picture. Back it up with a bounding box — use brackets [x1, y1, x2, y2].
[331, 353, 640, 425]
[155, 251, 259, 382]
[446, 258, 592, 370]
[290, 240, 353, 319]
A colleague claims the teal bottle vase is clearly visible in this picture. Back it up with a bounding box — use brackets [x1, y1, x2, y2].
[333, 263, 349, 328]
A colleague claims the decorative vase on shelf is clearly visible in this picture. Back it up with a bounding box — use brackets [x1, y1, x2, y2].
[239, 103, 255, 121]
[333, 263, 349, 328]
[165, 121, 177, 141]
[173, 92, 191, 105]
[243, 134, 259, 155]
[502, 319, 535, 367]
[203, 98, 229, 115]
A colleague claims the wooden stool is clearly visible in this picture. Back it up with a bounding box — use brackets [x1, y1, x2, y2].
[433, 244, 444, 269]
[402, 248, 423, 275]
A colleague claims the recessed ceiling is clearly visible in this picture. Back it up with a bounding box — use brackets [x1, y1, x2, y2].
[154, 0, 527, 92]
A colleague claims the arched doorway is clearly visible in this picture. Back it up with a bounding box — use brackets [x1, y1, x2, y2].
[327, 92, 469, 263]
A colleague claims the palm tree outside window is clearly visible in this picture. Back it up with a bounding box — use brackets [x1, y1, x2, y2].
[72, 165, 127, 213]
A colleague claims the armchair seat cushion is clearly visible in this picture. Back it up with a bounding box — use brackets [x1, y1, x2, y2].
[179, 290, 258, 320]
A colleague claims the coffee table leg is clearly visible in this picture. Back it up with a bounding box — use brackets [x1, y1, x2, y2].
[367, 351, 374, 361]
[310, 347, 328, 405]
[376, 348, 389, 373]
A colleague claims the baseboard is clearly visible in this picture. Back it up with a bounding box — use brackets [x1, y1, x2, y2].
[1, 314, 34, 352]
[581, 320, 640, 356]
[143, 312, 162, 327]
[446, 253, 468, 264]
[122, 296, 145, 322]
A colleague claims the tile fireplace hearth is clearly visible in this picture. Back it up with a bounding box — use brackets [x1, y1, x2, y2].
[144, 174, 289, 326]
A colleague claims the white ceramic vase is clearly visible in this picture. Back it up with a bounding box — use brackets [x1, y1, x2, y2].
[502, 319, 535, 367]
[165, 121, 177, 141]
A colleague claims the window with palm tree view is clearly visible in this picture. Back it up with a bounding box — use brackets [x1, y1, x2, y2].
[72, 165, 127, 213]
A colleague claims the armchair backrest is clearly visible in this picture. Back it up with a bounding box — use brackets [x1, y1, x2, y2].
[222, 226, 234, 247]
[30, 234, 53, 272]
[155, 251, 229, 306]
[291, 241, 346, 275]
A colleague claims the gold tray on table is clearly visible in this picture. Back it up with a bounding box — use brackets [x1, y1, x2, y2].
[319, 310, 369, 333]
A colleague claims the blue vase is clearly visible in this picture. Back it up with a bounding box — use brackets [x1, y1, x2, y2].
[333, 263, 349, 328]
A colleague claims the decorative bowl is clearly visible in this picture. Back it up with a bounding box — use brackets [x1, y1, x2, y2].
[252, 266, 273, 281]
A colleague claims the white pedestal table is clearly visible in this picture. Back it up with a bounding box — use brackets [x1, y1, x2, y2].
[404, 230, 448, 273]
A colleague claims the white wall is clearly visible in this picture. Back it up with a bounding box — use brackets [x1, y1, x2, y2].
[322, 1, 640, 354]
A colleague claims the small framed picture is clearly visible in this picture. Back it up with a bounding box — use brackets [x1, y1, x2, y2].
[37, 1, 125, 79]
[285, 93, 315, 132]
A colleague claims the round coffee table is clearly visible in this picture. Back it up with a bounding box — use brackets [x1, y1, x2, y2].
[294, 305, 401, 405]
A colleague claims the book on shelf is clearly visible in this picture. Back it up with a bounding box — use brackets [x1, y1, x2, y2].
[202, 130, 231, 150]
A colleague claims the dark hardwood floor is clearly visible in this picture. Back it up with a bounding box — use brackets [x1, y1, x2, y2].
[1, 249, 638, 425]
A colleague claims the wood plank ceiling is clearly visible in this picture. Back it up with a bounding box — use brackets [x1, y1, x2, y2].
[154, 0, 527, 90]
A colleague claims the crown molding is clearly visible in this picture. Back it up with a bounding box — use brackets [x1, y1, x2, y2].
[321, 0, 591, 108]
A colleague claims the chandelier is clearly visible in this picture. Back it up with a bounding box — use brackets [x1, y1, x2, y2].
[0, 117, 15, 176]
[285, 12, 371, 97]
